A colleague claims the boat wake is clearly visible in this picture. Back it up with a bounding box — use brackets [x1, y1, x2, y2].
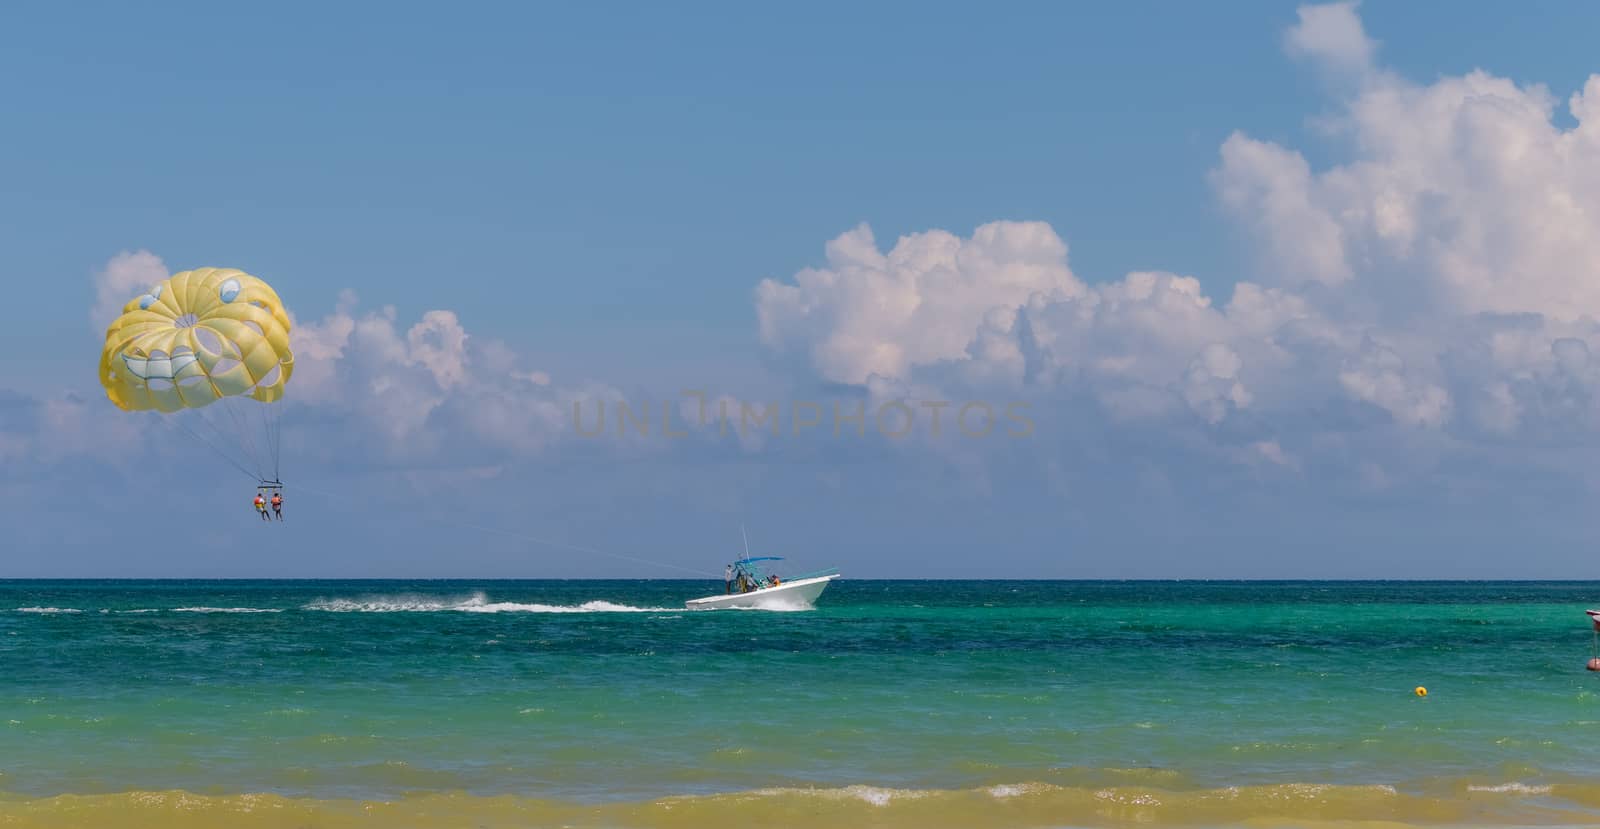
[723, 601, 816, 612]
[171, 607, 284, 614]
[303, 592, 674, 614]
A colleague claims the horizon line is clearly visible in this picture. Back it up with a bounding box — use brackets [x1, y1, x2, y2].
[3, 576, 1599, 583]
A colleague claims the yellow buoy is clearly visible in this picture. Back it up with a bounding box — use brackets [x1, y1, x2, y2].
[1414, 686, 1427, 697]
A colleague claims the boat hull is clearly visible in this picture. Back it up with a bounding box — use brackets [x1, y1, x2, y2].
[685, 575, 836, 610]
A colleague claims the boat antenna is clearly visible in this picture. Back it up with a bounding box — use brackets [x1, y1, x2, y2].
[741, 524, 751, 561]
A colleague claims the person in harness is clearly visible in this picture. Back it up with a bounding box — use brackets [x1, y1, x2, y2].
[253, 492, 269, 522]
[270, 491, 283, 521]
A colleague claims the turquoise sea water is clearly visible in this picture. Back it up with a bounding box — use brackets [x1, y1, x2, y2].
[3, 580, 1600, 825]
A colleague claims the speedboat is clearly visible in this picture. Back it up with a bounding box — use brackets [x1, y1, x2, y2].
[686, 555, 839, 611]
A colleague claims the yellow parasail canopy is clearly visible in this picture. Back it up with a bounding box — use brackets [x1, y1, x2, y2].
[99, 267, 294, 413]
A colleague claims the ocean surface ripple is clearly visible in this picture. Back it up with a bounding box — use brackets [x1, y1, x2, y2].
[3, 579, 1599, 827]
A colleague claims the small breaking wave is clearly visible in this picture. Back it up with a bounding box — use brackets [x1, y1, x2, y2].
[303, 592, 673, 613]
[1467, 782, 1555, 795]
[0, 778, 1598, 826]
[749, 785, 929, 807]
[15, 607, 82, 614]
[986, 782, 1055, 799]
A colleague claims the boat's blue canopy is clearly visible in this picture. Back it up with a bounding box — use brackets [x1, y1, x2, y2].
[737, 556, 784, 563]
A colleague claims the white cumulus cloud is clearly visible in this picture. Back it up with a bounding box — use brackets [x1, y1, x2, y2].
[91, 250, 168, 332]
[756, 221, 1083, 385]
[1284, 1, 1378, 79]
[751, 1, 1600, 494]
[289, 298, 611, 462]
[1218, 28, 1600, 320]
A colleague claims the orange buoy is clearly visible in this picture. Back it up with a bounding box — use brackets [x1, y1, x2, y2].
[1587, 658, 1600, 672]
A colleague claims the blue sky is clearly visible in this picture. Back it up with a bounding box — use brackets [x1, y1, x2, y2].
[5, 2, 1600, 578]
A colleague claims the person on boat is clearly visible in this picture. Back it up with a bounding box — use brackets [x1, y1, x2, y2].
[253, 492, 268, 521]
[270, 491, 283, 521]
[725, 564, 733, 594]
